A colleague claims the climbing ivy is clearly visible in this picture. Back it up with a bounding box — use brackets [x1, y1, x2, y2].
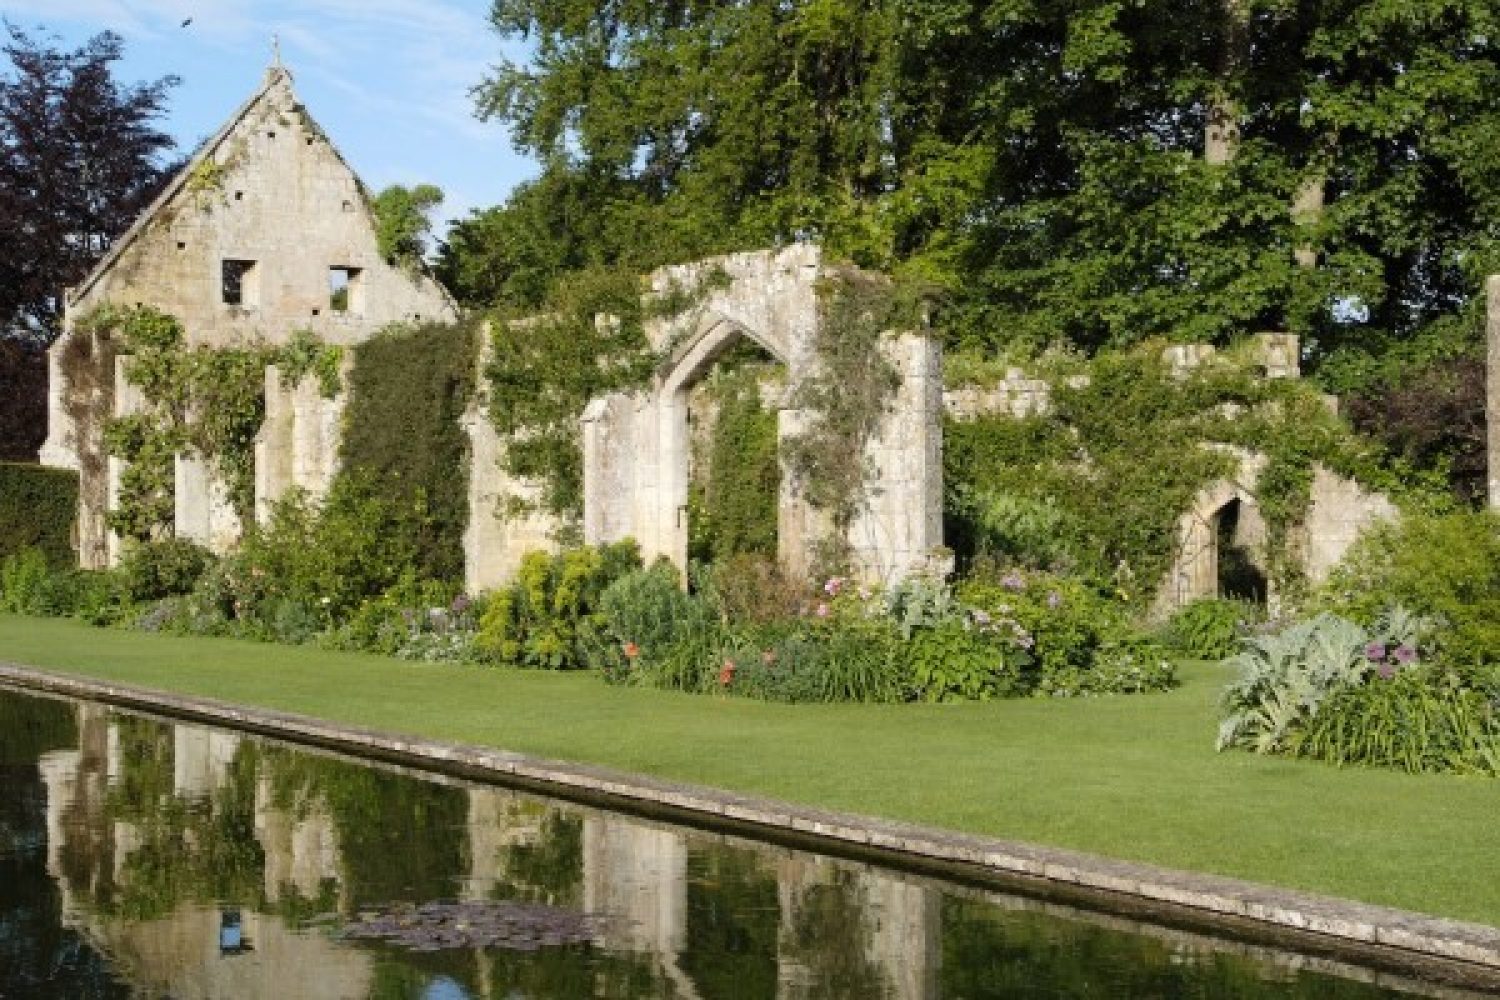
[782, 271, 926, 573]
[76, 306, 341, 540]
[687, 354, 781, 563]
[340, 319, 479, 582]
[944, 345, 1450, 606]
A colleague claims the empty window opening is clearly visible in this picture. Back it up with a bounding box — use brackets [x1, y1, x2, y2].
[266, 130, 277, 140]
[234, 190, 244, 201]
[311, 308, 321, 317]
[176, 241, 186, 250]
[329, 266, 363, 314]
[221, 259, 258, 308]
[341, 200, 354, 213]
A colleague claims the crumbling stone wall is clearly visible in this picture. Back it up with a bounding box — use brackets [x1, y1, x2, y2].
[575, 247, 946, 586]
[40, 66, 455, 566]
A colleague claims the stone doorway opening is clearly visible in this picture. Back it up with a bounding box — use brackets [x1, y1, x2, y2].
[1215, 497, 1268, 605]
[684, 339, 783, 566]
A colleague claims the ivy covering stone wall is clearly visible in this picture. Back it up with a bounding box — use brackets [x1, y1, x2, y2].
[340, 319, 480, 581]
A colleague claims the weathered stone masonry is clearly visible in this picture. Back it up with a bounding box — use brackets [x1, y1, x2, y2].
[39, 67, 455, 567]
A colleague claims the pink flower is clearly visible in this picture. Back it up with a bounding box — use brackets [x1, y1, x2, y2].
[1001, 572, 1025, 591]
[719, 659, 737, 686]
[815, 603, 830, 618]
[1364, 641, 1387, 662]
[823, 577, 844, 596]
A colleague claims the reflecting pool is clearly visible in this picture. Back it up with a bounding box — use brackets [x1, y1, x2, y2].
[0, 686, 1485, 998]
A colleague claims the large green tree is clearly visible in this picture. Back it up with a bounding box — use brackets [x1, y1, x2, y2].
[463, 0, 1499, 365]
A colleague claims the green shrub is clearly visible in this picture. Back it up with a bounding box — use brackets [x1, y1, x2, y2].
[1162, 598, 1258, 661]
[341, 320, 479, 581]
[585, 560, 717, 682]
[117, 539, 214, 603]
[906, 620, 1033, 702]
[0, 463, 78, 565]
[474, 542, 642, 669]
[1321, 510, 1500, 666]
[1218, 608, 1438, 756]
[722, 618, 905, 704]
[235, 474, 421, 626]
[1040, 636, 1178, 697]
[1294, 668, 1500, 775]
[0, 548, 49, 613]
[700, 554, 808, 626]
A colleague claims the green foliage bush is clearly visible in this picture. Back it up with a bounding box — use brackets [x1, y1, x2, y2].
[1296, 669, 1500, 776]
[960, 569, 1177, 696]
[585, 560, 717, 683]
[232, 474, 420, 628]
[474, 542, 642, 668]
[1320, 511, 1500, 666]
[342, 320, 479, 582]
[0, 547, 114, 618]
[116, 539, 213, 603]
[0, 463, 78, 566]
[1214, 608, 1499, 774]
[1162, 599, 1258, 661]
[907, 620, 1031, 702]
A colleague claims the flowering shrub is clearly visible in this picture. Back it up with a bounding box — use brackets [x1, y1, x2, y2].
[1039, 636, 1177, 697]
[957, 569, 1173, 695]
[1214, 607, 1500, 773]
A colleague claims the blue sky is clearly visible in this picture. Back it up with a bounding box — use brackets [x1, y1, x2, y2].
[3, 0, 539, 232]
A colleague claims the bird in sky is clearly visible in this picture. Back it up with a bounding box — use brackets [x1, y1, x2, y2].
[180, 17, 193, 28]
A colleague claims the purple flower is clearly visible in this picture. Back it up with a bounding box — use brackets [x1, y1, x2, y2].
[1364, 641, 1387, 663]
[1046, 591, 1062, 609]
[451, 593, 472, 614]
[1377, 662, 1397, 680]
[1393, 644, 1417, 665]
[1001, 572, 1025, 591]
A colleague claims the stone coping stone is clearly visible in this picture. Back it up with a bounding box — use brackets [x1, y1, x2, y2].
[5, 661, 1500, 980]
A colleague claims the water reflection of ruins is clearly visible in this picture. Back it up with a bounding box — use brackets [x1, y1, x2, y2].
[38, 702, 941, 999]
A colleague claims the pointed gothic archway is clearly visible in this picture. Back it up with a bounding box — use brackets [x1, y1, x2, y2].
[581, 246, 944, 584]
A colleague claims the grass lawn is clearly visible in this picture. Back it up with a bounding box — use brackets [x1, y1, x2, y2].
[2, 612, 1497, 927]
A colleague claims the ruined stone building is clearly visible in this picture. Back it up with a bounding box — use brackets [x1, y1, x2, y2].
[32, 64, 1447, 606]
[39, 65, 456, 567]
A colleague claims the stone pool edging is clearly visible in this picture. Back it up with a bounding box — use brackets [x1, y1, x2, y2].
[5, 662, 1499, 979]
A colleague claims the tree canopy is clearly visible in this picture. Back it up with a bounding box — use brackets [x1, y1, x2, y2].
[0, 24, 178, 347]
[452, 0, 1500, 368]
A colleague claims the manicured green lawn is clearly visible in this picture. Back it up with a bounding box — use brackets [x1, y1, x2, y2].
[2, 612, 1497, 926]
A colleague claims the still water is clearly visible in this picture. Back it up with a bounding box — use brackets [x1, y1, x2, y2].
[0, 686, 1481, 999]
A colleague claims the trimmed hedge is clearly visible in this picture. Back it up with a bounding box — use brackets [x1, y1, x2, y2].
[0, 463, 79, 565]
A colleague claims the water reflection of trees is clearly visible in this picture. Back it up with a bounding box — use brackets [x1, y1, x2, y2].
[12, 692, 1432, 1000]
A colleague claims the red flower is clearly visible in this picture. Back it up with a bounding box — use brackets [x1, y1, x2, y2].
[623, 641, 640, 659]
[719, 659, 737, 686]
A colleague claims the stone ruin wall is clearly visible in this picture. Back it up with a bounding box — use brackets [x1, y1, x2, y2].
[40, 67, 455, 567]
[943, 334, 1399, 615]
[566, 246, 947, 588]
